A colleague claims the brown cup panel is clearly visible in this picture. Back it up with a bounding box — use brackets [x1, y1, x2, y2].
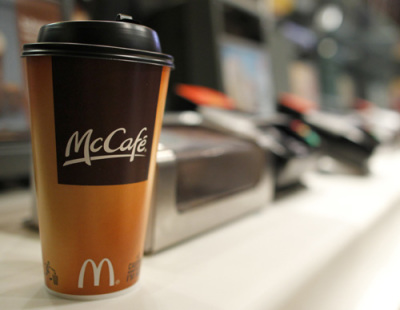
[26, 56, 170, 296]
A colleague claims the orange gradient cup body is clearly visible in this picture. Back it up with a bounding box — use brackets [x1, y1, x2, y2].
[24, 51, 170, 298]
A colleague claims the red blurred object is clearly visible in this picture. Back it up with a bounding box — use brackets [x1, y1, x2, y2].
[175, 84, 235, 110]
[354, 98, 373, 111]
[279, 92, 317, 114]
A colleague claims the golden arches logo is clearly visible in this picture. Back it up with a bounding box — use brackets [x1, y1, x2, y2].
[78, 258, 115, 288]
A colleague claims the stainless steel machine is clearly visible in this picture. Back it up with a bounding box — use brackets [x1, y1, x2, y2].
[144, 112, 274, 253]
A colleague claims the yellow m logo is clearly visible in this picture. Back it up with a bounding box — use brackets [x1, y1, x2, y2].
[78, 258, 115, 288]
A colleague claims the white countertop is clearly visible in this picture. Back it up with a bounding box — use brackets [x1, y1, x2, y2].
[2, 149, 400, 310]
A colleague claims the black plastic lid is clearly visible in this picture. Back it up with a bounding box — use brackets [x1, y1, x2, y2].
[22, 14, 174, 67]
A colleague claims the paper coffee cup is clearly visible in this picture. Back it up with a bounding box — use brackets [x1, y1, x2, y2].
[22, 15, 173, 299]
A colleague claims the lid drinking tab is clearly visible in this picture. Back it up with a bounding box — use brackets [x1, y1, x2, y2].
[116, 13, 139, 23]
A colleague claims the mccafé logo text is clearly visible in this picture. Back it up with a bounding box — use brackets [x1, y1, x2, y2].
[78, 258, 115, 288]
[63, 127, 148, 167]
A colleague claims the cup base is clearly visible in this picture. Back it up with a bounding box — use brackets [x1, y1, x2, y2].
[45, 281, 140, 300]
